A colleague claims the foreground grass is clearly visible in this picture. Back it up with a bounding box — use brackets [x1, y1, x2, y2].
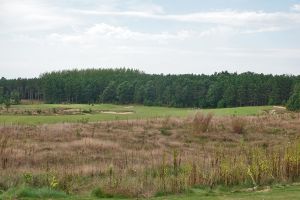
[155, 185, 300, 200]
[0, 109, 298, 199]
[2, 185, 300, 200]
[0, 186, 67, 200]
[0, 104, 271, 125]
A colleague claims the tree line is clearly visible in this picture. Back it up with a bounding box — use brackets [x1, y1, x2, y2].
[0, 68, 299, 109]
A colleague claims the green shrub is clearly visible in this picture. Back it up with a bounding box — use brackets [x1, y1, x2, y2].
[92, 188, 114, 198]
[160, 128, 172, 136]
[92, 187, 128, 199]
[0, 186, 67, 199]
[77, 117, 89, 124]
[82, 108, 92, 114]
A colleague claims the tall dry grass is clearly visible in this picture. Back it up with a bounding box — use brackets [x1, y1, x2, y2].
[192, 112, 213, 133]
[0, 113, 300, 197]
[231, 117, 247, 134]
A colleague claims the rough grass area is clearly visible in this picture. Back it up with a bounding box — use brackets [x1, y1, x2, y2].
[0, 104, 272, 125]
[0, 186, 67, 199]
[1, 111, 300, 198]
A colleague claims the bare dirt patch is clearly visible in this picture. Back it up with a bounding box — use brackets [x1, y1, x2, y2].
[273, 106, 286, 110]
[124, 106, 134, 109]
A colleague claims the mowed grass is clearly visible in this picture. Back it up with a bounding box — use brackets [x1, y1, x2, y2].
[157, 185, 300, 200]
[0, 104, 272, 125]
[2, 185, 300, 200]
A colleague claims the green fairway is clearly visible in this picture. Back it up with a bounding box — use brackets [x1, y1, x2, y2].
[1, 185, 300, 200]
[0, 104, 272, 125]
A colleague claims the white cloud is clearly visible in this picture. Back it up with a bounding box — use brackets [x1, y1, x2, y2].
[71, 9, 300, 32]
[216, 47, 300, 59]
[0, 0, 75, 32]
[48, 23, 198, 46]
[292, 4, 300, 12]
[1, 0, 300, 77]
[2, 0, 299, 35]
[69, 10, 157, 18]
[166, 11, 300, 27]
[126, 2, 165, 14]
[241, 26, 283, 34]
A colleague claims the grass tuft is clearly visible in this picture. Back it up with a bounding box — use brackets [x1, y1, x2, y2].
[192, 112, 213, 133]
[231, 117, 247, 134]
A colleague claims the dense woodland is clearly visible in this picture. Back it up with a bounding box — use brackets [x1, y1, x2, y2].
[1, 68, 300, 109]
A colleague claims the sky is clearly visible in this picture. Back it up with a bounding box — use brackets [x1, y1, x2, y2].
[1, 0, 300, 78]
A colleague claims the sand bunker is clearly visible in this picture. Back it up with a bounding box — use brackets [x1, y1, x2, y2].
[124, 106, 134, 109]
[273, 106, 286, 110]
[101, 111, 133, 115]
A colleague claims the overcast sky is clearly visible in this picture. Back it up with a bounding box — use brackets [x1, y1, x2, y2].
[1, 0, 300, 78]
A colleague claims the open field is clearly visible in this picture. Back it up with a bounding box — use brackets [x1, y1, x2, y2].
[1, 106, 300, 199]
[0, 104, 273, 125]
[1, 0, 299, 199]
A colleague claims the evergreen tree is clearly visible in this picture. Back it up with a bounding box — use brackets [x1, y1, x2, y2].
[223, 85, 236, 107]
[101, 82, 117, 103]
[144, 81, 156, 106]
[117, 81, 134, 104]
[287, 83, 300, 111]
[0, 68, 297, 109]
[134, 85, 145, 104]
[4, 97, 11, 111]
[0, 86, 3, 104]
[10, 90, 21, 104]
[206, 82, 223, 108]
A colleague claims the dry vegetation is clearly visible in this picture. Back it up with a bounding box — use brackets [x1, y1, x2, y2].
[1, 112, 300, 198]
[0, 106, 133, 116]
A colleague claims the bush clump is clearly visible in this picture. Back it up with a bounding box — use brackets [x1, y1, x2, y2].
[192, 112, 213, 133]
[231, 117, 247, 134]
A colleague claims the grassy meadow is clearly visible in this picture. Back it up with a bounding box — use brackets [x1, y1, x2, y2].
[0, 103, 272, 125]
[0, 104, 300, 200]
[1, 103, 300, 199]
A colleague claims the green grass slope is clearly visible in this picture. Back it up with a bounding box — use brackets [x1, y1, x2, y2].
[0, 104, 271, 125]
